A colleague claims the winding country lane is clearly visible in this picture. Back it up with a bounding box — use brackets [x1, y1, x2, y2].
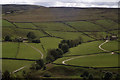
[12, 43, 44, 73]
[98, 40, 109, 52]
[62, 40, 109, 65]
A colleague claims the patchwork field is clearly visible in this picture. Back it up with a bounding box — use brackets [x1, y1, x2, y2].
[2, 6, 119, 79]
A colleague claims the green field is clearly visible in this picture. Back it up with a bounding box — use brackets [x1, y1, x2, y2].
[40, 37, 62, 52]
[54, 53, 118, 67]
[47, 31, 94, 41]
[14, 28, 46, 38]
[2, 20, 15, 28]
[2, 59, 34, 72]
[102, 41, 118, 51]
[14, 23, 37, 29]
[16, 43, 43, 59]
[66, 21, 104, 31]
[95, 20, 118, 30]
[2, 42, 18, 58]
[85, 32, 111, 39]
[34, 22, 75, 31]
[64, 41, 103, 56]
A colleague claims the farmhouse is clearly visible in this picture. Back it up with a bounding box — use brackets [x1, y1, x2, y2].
[23, 38, 28, 42]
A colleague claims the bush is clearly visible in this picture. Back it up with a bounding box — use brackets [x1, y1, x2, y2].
[32, 39, 41, 43]
[43, 72, 52, 77]
[4, 35, 12, 41]
[27, 32, 36, 39]
[103, 72, 112, 80]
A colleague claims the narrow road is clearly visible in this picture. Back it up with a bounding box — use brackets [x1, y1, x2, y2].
[12, 66, 26, 73]
[12, 43, 44, 73]
[62, 40, 109, 65]
[98, 40, 109, 52]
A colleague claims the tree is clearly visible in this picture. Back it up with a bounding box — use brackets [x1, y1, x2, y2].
[61, 43, 69, 53]
[4, 35, 11, 41]
[2, 70, 11, 80]
[83, 71, 89, 77]
[27, 32, 36, 39]
[103, 72, 112, 80]
[36, 59, 44, 68]
[88, 74, 94, 80]
[32, 39, 41, 43]
[46, 54, 55, 63]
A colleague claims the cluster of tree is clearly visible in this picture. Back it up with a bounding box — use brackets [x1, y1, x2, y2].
[27, 32, 40, 43]
[4, 35, 12, 42]
[59, 37, 83, 49]
[30, 59, 45, 70]
[46, 48, 63, 63]
[102, 72, 113, 80]
[81, 71, 94, 80]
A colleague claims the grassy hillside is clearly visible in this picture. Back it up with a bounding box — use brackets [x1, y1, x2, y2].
[3, 7, 118, 22]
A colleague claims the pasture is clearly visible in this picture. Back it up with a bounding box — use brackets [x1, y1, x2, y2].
[2, 42, 18, 58]
[16, 43, 43, 59]
[47, 31, 94, 41]
[54, 53, 118, 67]
[2, 59, 35, 72]
[2, 20, 15, 28]
[2, 6, 119, 78]
[40, 37, 62, 52]
[34, 22, 75, 31]
[14, 28, 46, 38]
[64, 41, 104, 56]
[14, 23, 37, 29]
[95, 20, 118, 30]
[66, 21, 104, 31]
[102, 41, 118, 51]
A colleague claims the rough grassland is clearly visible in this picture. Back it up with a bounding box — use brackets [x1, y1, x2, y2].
[66, 21, 104, 31]
[14, 23, 37, 29]
[95, 20, 118, 30]
[2, 42, 18, 58]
